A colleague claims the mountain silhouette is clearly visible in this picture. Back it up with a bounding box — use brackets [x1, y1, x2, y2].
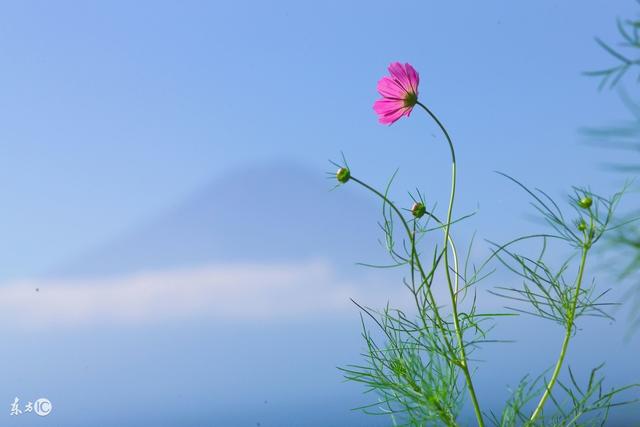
[51, 161, 384, 278]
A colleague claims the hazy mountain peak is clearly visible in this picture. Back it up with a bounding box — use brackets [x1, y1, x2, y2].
[52, 161, 381, 278]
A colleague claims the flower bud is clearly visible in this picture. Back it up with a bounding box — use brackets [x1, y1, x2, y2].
[411, 202, 426, 218]
[578, 196, 592, 209]
[336, 167, 350, 184]
[577, 219, 587, 232]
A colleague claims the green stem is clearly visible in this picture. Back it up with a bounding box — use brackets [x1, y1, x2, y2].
[528, 244, 590, 424]
[417, 101, 484, 427]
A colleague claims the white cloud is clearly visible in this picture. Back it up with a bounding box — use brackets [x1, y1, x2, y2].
[0, 259, 413, 329]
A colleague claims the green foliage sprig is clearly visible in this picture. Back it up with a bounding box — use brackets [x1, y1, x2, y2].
[586, 3, 640, 89]
[585, 2, 640, 335]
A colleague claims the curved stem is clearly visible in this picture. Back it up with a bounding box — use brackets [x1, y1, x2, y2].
[528, 242, 591, 424]
[417, 101, 484, 427]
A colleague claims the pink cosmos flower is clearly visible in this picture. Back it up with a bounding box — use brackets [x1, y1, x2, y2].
[373, 62, 420, 125]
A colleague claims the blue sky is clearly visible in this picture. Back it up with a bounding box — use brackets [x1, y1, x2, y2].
[0, 0, 636, 280]
[0, 1, 639, 425]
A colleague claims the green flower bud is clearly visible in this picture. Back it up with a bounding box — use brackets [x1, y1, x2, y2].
[336, 167, 350, 184]
[578, 196, 592, 209]
[577, 219, 587, 232]
[411, 202, 426, 218]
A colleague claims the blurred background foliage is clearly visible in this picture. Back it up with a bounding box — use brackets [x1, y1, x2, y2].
[585, 2, 640, 332]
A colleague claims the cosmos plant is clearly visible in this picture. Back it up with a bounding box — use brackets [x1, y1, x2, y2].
[331, 62, 638, 426]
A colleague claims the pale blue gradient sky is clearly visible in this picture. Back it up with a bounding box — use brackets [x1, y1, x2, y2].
[0, 1, 639, 426]
[0, 0, 636, 280]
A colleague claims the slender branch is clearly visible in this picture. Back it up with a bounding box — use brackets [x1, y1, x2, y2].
[350, 177, 458, 352]
[417, 101, 485, 427]
[527, 243, 591, 424]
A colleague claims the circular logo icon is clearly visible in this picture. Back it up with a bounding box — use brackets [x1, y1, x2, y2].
[34, 398, 52, 417]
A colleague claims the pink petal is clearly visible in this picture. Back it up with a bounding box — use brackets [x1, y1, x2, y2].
[378, 106, 409, 125]
[404, 105, 414, 117]
[376, 76, 406, 99]
[374, 98, 411, 125]
[373, 98, 404, 115]
[404, 63, 419, 93]
[388, 62, 412, 93]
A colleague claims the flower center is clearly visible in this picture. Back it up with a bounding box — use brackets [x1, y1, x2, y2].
[403, 91, 417, 107]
